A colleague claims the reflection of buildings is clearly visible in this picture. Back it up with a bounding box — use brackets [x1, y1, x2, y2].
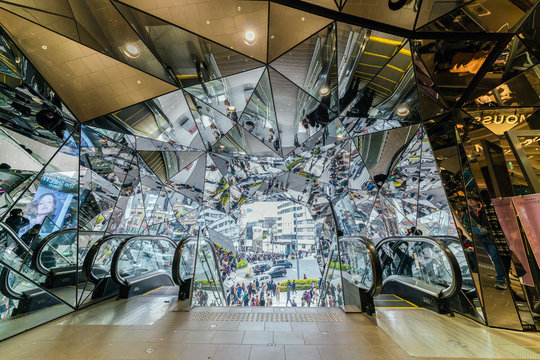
[199, 208, 239, 244]
[244, 217, 277, 252]
[275, 202, 316, 253]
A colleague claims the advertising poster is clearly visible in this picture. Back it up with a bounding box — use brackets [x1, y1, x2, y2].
[492, 198, 533, 286]
[512, 194, 540, 269]
[19, 173, 78, 237]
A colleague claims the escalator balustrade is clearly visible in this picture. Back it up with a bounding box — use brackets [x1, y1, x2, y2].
[0, 222, 59, 314]
[172, 236, 226, 307]
[30, 230, 103, 289]
[319, 236, 382, 313]
[376, 236, 462, 314]
[110, 236, 177, 298]
[82, 234, 132, 299]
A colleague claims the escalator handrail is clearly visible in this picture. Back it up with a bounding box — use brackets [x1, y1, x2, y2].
[376, 235, 462, 300]
[0, 267, 24, 300]
[110, 235, 176, 286]
[339, 236, 383, 298]
[435, 236, 461, 244]
[0, 222, 31, 253]
[82, 234, 132, 284]
[172, 236, 192, 286]
[31, 229, 102, 276]
[172, 236, 226, 304]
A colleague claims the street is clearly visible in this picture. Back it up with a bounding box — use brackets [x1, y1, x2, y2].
[234, 257, 321, 283]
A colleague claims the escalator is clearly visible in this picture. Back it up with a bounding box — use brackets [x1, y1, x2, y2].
[319, 236, 382, 313]
[110, 235, 177, 298]
[172, 236, 226, 307]
[30, 229, 103, 289]
[82, 234, 132, 300]
[0, 223, 58, 315]
[376, 236, 462, 314]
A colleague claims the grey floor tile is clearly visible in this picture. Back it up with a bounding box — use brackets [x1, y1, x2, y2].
[284, 345, 322, 360]
[264, 322, 292, 332]
[211, 330, 245, 344]
[242, 331, 274, 345]
[273, 331, 305, 344]
[250, 344, 285, 360]
[212, 344, 252, 360]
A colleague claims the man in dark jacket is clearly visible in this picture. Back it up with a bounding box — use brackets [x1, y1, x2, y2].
[5, 209, 29, 234]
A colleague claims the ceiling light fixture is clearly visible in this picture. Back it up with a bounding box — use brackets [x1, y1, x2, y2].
[226, 105, 237, 112]
[396, 105, 409, 117]
[123, 44, 140, 58]
[244, 30, 256, 45]
[41, 45, 47, 50]
[319, 86, 330, 96]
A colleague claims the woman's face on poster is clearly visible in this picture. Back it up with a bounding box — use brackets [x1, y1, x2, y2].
[37, 194, 55, 215]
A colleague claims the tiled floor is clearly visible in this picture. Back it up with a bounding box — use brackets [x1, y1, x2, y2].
[1, 296, 540, 360]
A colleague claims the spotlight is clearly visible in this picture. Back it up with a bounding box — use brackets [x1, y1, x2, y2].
[226, 105, 237, 113]
[319, 86, 330, 96]
[123, 44, 140, 58]
[396, 105, 409, 117]
[244, 30, 256, 45]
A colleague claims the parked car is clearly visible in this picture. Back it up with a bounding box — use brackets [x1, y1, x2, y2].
[274, 259, 293, 268]
[266, 266, 287, 278]
[256, 274, 272, 285]
[253, 263, 271, 275]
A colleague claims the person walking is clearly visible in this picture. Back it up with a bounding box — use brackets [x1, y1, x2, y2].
[292, 280, 296, 294]
[286, 286, 292, 306]
[276, 283, 281, 301]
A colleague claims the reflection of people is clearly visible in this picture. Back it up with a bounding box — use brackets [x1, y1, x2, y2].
[418, 40, 491, 76]
[36, 107, 66, 139]
[5, 209, 29, 234]
[406, 226, 422, 235]
[462, 193, 507, 290]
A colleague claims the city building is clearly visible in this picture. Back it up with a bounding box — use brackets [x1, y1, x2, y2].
[276, 202, 317, 253]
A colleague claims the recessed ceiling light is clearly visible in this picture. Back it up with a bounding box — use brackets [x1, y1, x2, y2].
[244, 30, 256, 45]
[123, 44, 140, 58]
[136, 80, 142, 85]
[396, 105, 409, 117]
[319, 86, 330, 96]
[206, 20, 210, 25]
[41, 45, 47, 50]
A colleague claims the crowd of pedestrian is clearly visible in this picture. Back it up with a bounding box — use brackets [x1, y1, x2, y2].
[225, 278, 320, 307]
